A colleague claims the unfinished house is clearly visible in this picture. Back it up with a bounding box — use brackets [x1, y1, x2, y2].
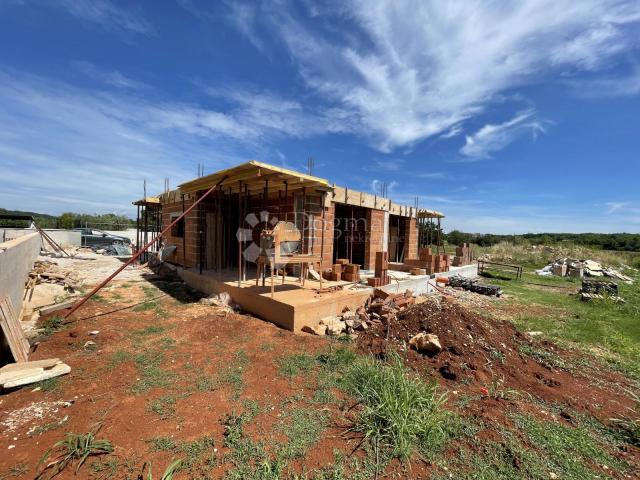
[150, 161, 469, 332]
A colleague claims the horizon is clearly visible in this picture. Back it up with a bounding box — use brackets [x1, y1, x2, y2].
[1, 1, 639, 234]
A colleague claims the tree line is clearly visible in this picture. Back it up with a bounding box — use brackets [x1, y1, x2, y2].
[445, 230, 640, 252]
[0, 208, 135, 231]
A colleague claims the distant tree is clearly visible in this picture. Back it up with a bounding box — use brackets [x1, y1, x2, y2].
[58, 212, 75, 229]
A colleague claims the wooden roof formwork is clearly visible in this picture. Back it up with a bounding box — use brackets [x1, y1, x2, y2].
[177, 160, 331, 196]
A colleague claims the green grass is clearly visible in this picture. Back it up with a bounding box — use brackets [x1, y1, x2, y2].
[133, 325, 167, 336]
[491, 270, 640, 380]
[40, 315, 64, 337]
[36, 425, 113, 479]
[277, 352, 315, 378]
[149, 393, 189, 419]
[0, 463, 29, 479]
[37, 377, 60, 392]
[276, 408, 329, 459]
[107, 349, 132, 369]
[132, 301, 160, 312]
[131, 349, 176, 394]
[513, 413, 627, 478]
[339, 351, 450, 460]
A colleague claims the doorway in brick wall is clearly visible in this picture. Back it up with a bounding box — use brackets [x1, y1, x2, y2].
[388, 214, 407, 263]
[333, 203, 366, 267]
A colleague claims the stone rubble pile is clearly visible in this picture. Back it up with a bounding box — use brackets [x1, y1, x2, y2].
[302, 289, 418, 337]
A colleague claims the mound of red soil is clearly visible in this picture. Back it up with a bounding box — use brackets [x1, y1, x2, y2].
[356, 297, 636, 426]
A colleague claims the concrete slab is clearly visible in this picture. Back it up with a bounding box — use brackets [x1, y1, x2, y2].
[177, 267, 372, 332]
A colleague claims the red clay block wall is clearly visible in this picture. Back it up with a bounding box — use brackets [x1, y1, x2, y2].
[161, 196, 198, 268]
[364, 209, 385, 270]
[404, 217, 418, 260]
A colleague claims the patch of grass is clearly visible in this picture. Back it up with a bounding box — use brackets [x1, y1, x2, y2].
[0, 463, 28, 479]
[92, 294, 109, 304]
[340, 351, 450, 460]
[131, 350, 176, 394]
[517, 341, 571, 370]
[36, 424, 113, 479]
[90, 456, 120, 477]
[133, 325, 166, 336]
[492, 268, 640, 380]
[132, 301, 160, 312]
[513, 413, 627, 478]
[277, 352, 315, 378]
[140, 459, 182, 480]
[210, 350, 249, 396]
[38, 377, 60, 392]
[149, 393, 189, 419]
[277, 408, 329, 459]
[41, 315, 64, 337]
[149, 437, 176, 452]
[260, 342, 275, 352]
[107, 349, 132, 369]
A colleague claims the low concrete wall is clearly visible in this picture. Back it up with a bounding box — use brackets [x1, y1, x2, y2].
[0, 233, 42, 361]
[0, 228, 81, 247]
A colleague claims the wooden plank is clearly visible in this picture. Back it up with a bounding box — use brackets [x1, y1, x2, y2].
[0, 296, 29, 363]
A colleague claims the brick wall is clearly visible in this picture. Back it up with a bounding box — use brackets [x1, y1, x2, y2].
[363, 209, 385, 270]
[162, 195, 198, 267]
[404, 217, 418, 260]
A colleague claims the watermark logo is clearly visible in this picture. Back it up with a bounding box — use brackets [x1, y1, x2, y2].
[236, 210, 278, 263]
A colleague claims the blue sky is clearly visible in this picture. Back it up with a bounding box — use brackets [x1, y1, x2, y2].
[0, 0, 639, 233]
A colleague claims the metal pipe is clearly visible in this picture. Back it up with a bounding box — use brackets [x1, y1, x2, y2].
[63, 176, 229, 320]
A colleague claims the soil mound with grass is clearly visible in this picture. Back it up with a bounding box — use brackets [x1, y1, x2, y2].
[356, 297, 636, 426]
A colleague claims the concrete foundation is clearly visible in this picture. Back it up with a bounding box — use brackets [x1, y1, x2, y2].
[0, 228, 81, 247]
[0, 233, 42, 363]
[177, 267, 371, 332]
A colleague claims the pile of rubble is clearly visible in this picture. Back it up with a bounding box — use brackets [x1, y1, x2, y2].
[536, 258, 633, 283]
[27, 260, 80, 292]
[303, 289, 419, 337]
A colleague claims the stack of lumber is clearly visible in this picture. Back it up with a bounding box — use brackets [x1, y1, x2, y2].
[0, 358, 70, 389]
[452, 243, 473, 266]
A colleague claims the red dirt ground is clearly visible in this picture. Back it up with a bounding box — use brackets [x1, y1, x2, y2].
[1, 279, 638, 478]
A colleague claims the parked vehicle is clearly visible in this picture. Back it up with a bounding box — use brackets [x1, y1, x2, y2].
[74, 228, 131, 248]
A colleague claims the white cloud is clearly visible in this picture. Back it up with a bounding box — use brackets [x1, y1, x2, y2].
[230, 0, 640, 152]
[0, 70, 341, 216]
[460, 110, 545, 159]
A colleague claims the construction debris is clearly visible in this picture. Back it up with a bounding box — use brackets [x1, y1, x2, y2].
[448, 275, 503, 297]
[0, 359, 70, 389]
[27, 260, 80, 292]
[579, 279, 624, 303]
[303, 289, 415, 337]
[537, 258, 633, 283]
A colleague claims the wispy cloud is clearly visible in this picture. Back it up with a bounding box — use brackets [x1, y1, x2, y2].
[74, 61, 148, 90]
[43, 0, 154, 36]
[606, 201, 629, 214]
[372, 158, 405, 171]
[416, 172, 448, 179]
[567, 68, 640, 97]
[227, 0, 640, 153]
[0, 69, 341, 215]
[460, 110, 545, 159]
